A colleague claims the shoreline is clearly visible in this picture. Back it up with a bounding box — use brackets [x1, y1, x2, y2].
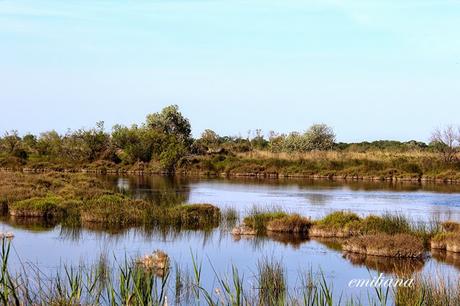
[3, 167, 460, 184]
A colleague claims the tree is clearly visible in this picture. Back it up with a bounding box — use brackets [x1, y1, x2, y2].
[22, 134, 38, 153]
[1, 130, 28, 160]
[36, 131, 63, 158]
[304, 123, 336, 151]
[62, 129, 91, 162]
[2, 130, 21, 154]
[145, 105, 192, 146]
[159, 137, 188, 172]
[200, 129, 220, 150]
[79, 121, 110, 162]
[250, 129, 267, 150]
[112, 124, 159, 163]
[430, 126, 460, 162]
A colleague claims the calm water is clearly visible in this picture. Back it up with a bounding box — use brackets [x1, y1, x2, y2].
[2, 176, 460, 302]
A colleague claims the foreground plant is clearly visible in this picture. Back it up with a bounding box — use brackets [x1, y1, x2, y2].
[1, 237, 460, 305]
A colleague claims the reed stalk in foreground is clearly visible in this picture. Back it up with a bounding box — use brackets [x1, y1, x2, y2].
[1, 238, 460, 305]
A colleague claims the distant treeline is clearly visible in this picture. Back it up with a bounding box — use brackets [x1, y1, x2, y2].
[0, 105, 459, 172]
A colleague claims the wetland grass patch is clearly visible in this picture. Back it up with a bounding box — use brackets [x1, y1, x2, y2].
[343, 233, 425, 258]
[0, 172, 223, 230]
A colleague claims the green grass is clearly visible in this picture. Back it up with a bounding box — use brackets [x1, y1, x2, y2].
[257, 257, 286, 305]
[266, 214, 312, 233]
[243, 208, 288, 234]
[315, 211, 360, 229]
[8, 196, 64, 218]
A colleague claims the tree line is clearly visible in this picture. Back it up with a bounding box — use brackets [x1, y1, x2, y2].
[1, 105, 459, 170]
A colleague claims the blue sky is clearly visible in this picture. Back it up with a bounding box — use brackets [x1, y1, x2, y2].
[1, 0, 459, 142]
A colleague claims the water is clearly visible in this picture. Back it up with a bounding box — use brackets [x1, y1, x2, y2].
[112, 176, 460, 221]
[1, 175, 460, 302]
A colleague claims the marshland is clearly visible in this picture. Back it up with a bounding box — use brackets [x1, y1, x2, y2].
[2, 106, 460, 304]
[1, 171, 460, 305]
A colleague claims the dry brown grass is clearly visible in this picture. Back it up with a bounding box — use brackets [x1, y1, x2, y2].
[431, 221, 460, 252]
[431, 232, 460, 252]
[441, 221, 460, 232]
[343, 233, 425, 258]
[237, 149, 440, 162]
[395, 272, 460, 306]
[266, 214, 312, 233]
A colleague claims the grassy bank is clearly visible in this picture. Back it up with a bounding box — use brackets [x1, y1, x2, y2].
[176, 150, 460, 182]
[3, 150, 460, 182]
[1, 239, 459, 305]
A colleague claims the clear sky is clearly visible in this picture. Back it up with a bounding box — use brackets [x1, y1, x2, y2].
[1, 0, 459, 142]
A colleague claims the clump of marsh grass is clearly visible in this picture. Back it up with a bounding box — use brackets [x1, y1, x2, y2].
[220, 207, 239, 229]
[310, 211, 441, 244]
[266, 214, 312, 233]
[309, 211, 360, 237]
[242, 207, 287, 234]
[81, 194, 150, 225]
[343, 233, 425, 258]
[431, 232, 460, 252]
[351, 213, 411, 235]
[8, 196, 64, 218]
[257, 257, 286, 305]
[316, 211, 361, 229]
[395, 272, 460, 306]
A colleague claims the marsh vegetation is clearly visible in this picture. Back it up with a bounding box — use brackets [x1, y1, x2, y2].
[0, 172, 224, 231]
[1, 172, 460, 305]
[2, 105, 460, 181]
[1, 238, 459, 306]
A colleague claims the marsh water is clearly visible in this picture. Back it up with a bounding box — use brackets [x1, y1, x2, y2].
[2, 176, 460, 302]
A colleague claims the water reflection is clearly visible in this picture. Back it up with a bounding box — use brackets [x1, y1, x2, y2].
[100, 175, 460, 221]
[304, 192, 332, 205]
[231, 232, 310, 250]
[0, 216, 57, 232]
[431, 249, 460, 270]
[102, 175, 191, 205]
[343, 252, 426, 276]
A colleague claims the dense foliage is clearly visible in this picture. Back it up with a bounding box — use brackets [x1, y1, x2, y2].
[1, 105, 459, 172]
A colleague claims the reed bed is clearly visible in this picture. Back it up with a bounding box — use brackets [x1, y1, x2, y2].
[234, 209, 447, 259]
[1, 238, 459, 305]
